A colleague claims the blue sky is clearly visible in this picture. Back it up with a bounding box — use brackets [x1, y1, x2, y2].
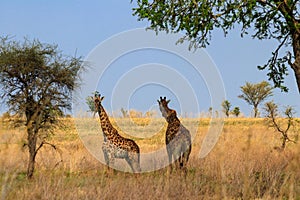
[1, 0, 299, 117]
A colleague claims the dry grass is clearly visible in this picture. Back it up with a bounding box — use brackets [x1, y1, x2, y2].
[0, 117, 299, 199]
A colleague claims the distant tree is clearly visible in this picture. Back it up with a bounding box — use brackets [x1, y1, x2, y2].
[145, 110, 154, 118]
[208, 107, 213, 118]
[232, 107, 241, 117]
[86, 94, 97, 117]
[129, 109, 143, 118]
[133, 0, 300, 93]
[238, 81, 273, 118]
[221, 100, 231, 117]
[264, 101, 297, 149]
[120, 107, 129, 118]
[214, 110, 219, 118]
[0, 37, 84, 178]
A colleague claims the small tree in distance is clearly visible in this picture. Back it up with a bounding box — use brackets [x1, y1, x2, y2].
[208, 107, 213, 118]
[238, 81, 273, 118]
[232, 107, 241, 117]
[0, 37, 84, 178]
[264, 101, 297, 150]
[121, 108, 129, 118]
[222, 100, 231, 117]
[86, 93, 97, 117]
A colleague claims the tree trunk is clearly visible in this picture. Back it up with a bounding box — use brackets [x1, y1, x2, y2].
[27, 126, 37, 179]
[254, 106, 258, 118]
[291, 32, 300, 93]
[281, 134, 287, 150]
[293, 65, 300, 93]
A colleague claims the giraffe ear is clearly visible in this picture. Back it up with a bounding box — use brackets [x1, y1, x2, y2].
[167, 99, 170, 104]
[100, 96, 105, 101]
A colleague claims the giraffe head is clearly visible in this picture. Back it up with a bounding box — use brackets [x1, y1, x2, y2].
[157, 96, 176, 119]
[94, 91, 105, 113]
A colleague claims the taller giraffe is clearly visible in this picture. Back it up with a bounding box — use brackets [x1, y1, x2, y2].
[157, 96, 192, 171]
[94, 92, 141, 173]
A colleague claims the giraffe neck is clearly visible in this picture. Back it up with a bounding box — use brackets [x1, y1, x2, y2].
[162, 107, 180, 124]
[165, 112, 181, 139]
[97, 105, 116, 138]
[166, 112, 180, 124]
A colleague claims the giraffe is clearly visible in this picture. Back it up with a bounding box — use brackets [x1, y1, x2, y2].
[157, 96, 192, 172]
[94, 92, 141, 173]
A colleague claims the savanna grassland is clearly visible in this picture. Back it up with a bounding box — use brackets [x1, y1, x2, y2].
[0, 116, 299, 200]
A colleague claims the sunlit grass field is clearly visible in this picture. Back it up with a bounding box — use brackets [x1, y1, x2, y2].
[0, 117, 299, 199]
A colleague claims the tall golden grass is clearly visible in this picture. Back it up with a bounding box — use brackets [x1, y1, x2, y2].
[0, 117, 299, 199]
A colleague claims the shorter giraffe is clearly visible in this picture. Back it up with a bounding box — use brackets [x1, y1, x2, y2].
[157, 96, 192, 171]
[94, 92, 141, 173]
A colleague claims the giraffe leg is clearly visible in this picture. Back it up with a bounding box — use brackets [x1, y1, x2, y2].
[174, 157, 181, 171]
[184, 146, 191, 166]
[108, 155, 116, 174]
[178, 144, 185, 169]
[178, 154, 184, 169]
[172, 144, 183, 171]
[126, 153, 141, 173]
[133, 153, 141, 173]
[181, 143, 191, 177]
[102, 147, 111, 172]
[103, 145, 115, 174]
[166, 146, 173, 174]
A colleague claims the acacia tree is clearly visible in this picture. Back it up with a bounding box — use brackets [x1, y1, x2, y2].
[232, 107, 241, 117]
[120, 108, 129, 118]
[133, 0, 300, 92]
[238, 81, 273, 117]
[264, 101, 296, 149]
[86, 93, 97, 117]
[221, 100, 231, 117]
[0, 37, 83, 178]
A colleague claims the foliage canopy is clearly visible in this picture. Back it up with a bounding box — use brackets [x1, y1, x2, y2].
[133, 0, 300, 92]
[238, 81, 273, 117]
[221, 100, 231, 117]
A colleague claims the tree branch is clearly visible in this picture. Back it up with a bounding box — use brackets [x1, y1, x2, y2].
[269, 113, 284, 134]
[35, 140, 63, 163]
[273, 33, 290, 59]
[35, 141, 57, 155]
